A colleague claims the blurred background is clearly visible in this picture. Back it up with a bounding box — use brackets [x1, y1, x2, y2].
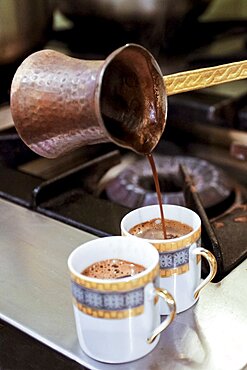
[1, 0, 247, 105]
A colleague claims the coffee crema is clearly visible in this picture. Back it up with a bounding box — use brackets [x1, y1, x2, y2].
[81, 258, 145, 279]
[129, 218, 193, 240]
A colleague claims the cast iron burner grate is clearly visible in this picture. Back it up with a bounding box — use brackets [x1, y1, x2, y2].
[105, 155, 235, 219]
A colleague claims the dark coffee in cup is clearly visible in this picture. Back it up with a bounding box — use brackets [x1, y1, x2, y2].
[81, 258, 145, 279]
[129, 218, 193, 240]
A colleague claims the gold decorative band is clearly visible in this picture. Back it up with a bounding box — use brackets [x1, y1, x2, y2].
[164, 60, 247, 96]
[74, 300, 144, 319]
[160, 264, 189, 277]
[70, 263, 159, 291]
[153, 228, 201, 252]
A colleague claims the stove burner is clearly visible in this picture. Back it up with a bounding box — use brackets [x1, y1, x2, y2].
[105, 155, 234, 214]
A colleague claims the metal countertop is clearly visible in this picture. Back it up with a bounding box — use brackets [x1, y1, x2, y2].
[0, 198, 246, 370]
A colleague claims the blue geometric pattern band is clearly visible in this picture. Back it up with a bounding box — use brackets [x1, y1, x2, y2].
[71, 281, 144, 311]
[160, 247, 189, 269]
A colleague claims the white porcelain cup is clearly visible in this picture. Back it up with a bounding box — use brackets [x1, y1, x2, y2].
[68, 236, 176, 364]
[121, 204, 217, 314]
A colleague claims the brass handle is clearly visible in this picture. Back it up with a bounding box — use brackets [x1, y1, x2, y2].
[193, 247, 217, 300]
[147, 288, 176, 344]
[164, 60, 247, 96]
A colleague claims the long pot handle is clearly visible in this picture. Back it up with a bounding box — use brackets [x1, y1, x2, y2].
[164, 60, 247, 96]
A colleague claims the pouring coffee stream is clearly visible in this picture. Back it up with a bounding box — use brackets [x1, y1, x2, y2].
[10, 44, 247, 239]
[147, 153, 167, 239]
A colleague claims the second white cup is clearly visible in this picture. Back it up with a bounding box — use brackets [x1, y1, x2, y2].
[121, 204, 217, 314]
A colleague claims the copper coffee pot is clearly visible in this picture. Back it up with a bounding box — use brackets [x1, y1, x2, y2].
[10, 43, 247, 158]
[10, 44, 167, 158]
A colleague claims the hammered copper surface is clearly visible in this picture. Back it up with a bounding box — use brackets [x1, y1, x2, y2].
[11, 50, 106, 158]
[10, 44, 167, 158]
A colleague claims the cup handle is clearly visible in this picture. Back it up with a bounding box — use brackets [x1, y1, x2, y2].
[192, 247, 217, 300]
[147, 288, 176, 344]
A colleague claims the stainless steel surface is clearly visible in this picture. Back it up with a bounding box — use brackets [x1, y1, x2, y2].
[0, 197, 246, 370]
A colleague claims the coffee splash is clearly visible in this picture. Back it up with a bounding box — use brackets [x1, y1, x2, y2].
[82, 258, 145, 279]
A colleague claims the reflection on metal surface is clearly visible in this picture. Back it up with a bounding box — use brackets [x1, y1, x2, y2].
[234, 215, 247, 222]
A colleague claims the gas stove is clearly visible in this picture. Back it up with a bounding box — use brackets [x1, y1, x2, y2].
[0, 106, 247, 282]
[1, 24, 247, 285]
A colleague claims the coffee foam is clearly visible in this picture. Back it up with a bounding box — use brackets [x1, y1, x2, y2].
[81, 258, 145, 279]
[129, 218, 193, 240]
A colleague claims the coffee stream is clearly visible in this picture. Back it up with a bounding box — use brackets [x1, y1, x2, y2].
[146, 154, 167, 239]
